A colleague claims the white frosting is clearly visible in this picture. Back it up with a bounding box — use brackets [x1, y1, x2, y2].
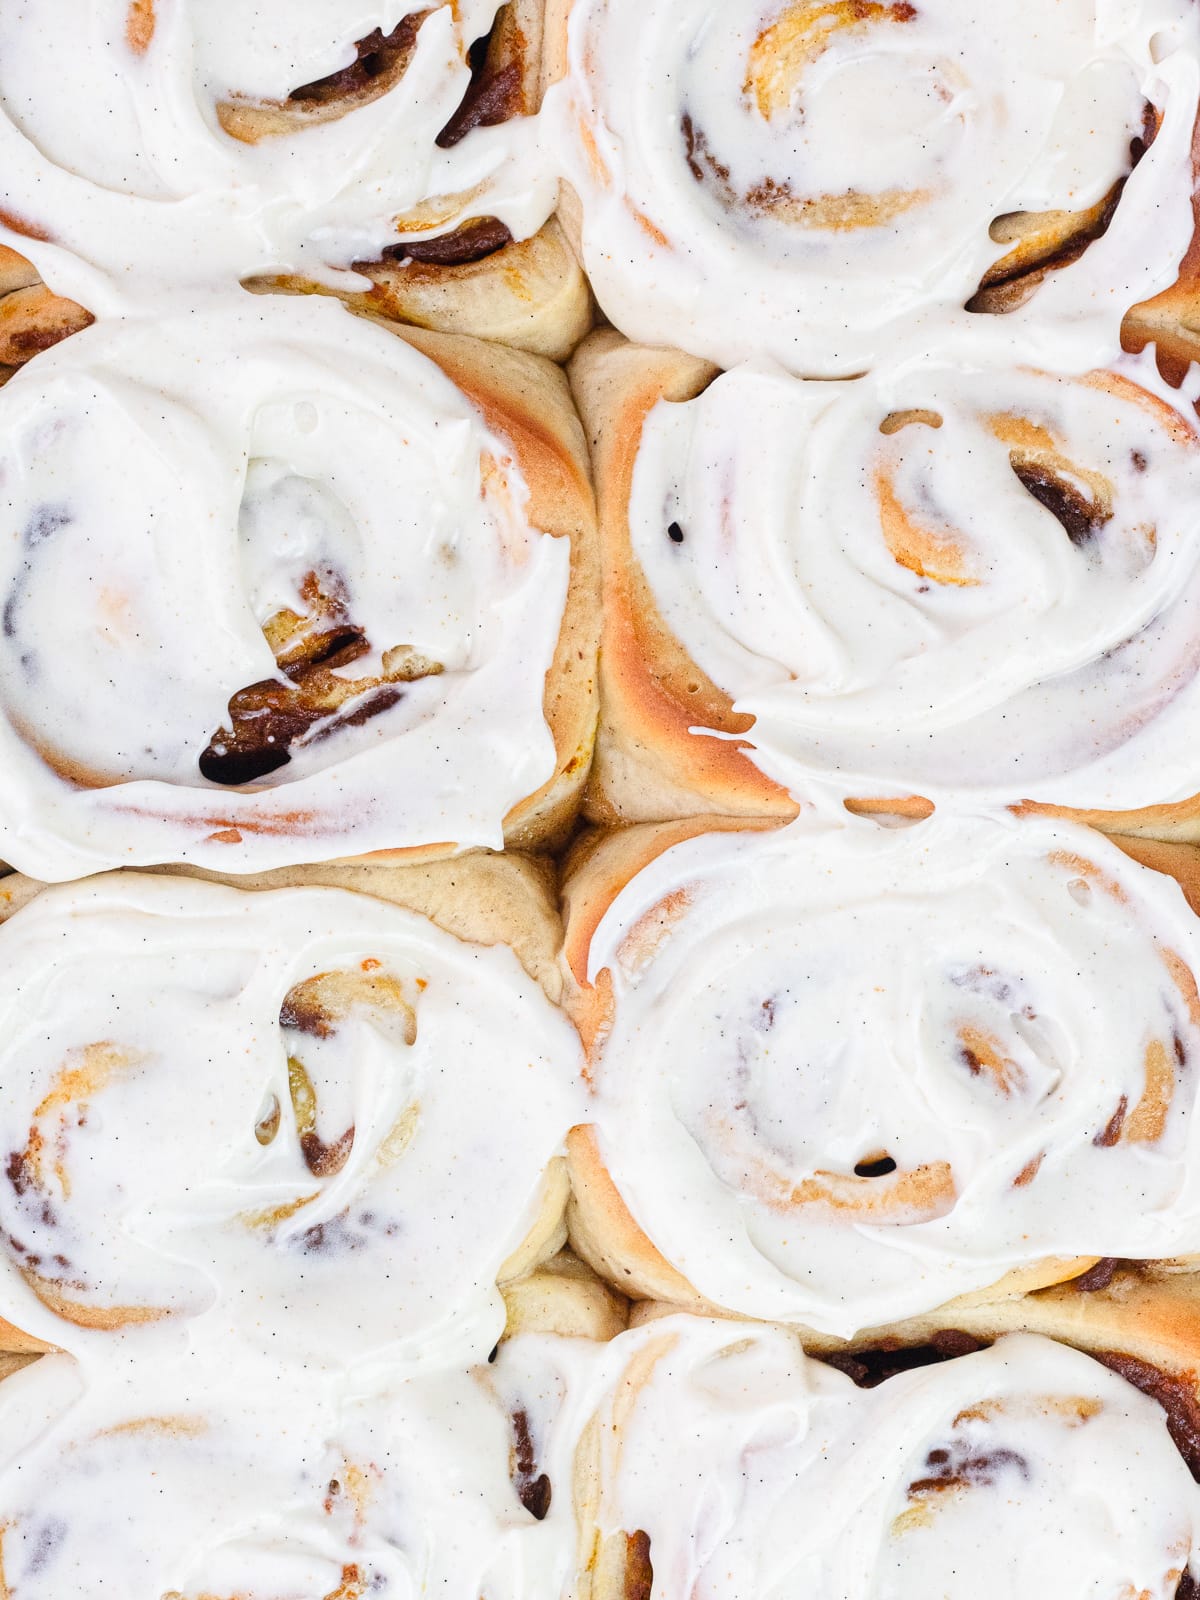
[0, 1341, 575, 1598]
[629, 345, 1200, 813]
[0, 293, 570, 878]
[545, 0, 1200, 374]
[576, 1318, 1200, 1600]
[0, 0, 558, 312]
[581, 809, 1200, 1333]
[0, 871, 584, 1369]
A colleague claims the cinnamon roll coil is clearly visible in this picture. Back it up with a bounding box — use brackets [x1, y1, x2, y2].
[0, 851, 586, 1363]
[543, 0, 1200, 375]
[572, 329, 1200, 837]
[0, 295, 598, 877]
[560, 809, 1200, 1334]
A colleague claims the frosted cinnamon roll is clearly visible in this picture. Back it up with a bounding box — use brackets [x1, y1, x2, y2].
[543, 0, 1200, 374]
[0, 1, 584, 355]
[574, 331, 1200, 834]
[567, 1318, 1200, 1600]
[0, 1341, 578, 1598]
[560, 809, 1200, 1335]
[0, 864, 583, 1364]
[0, 294, 597, 878]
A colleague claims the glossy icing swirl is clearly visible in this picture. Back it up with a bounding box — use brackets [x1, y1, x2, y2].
[0, 1342, 573, 1598]
[578, 811, 1200, 1333]
[574, 1318, 1200, 1600]
[630, 348, 1200, 813]
[546, 0, 1200, 373]
[0, 294, 570, 878]
[0, 871, 583, 1366]
[0, 0, 557, 308]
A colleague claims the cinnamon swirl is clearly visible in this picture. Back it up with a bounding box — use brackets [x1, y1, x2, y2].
[561, 809, 1200, 1333]
[573, 329, 1200, 834]
[0, 294, 597, 877]
[0, 862, 584, 1364]
[0, 1338, 581, 1598]
[0, 1, 585, 355]
[563, 1317, 1200, 1600]
[544, 0, 1200, 375]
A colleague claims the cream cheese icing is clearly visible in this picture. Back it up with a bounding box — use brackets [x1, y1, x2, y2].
[544, 0, 1200, 374]
[0, 0, 558, 312]
[560, 1317, 1200, 1600]
[0, 1340, 576, 1598]
[0, 292, 571, 878]
[577, 809, 1200, 1334]
[628, 342, 1200, 813]
[0, 871, 584, 1369]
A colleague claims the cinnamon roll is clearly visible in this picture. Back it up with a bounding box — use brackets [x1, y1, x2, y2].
[0, 1338, 580, 1598]
[0, 1, 586, 356]
[560, 808, 1200, 1334]
[0, 293, 597, 878]
[0, 861, 583, 1364]
[542, 0, 1200, 374]
[565, 1317, 1200, 1600]
[573, 329, 1200, 835]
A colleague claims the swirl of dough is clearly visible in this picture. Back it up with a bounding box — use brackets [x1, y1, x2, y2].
[545, 0, 1200, 373]
[568, 1318, 1200, 1600]
[0, 1343, 575, 1598]
[0, 292, 592, 878]
[0, 870, 583, 1365]
[618, 344, 1200, 819]
[0, 0, 558, 305]
[562, 811, 1200, 1333]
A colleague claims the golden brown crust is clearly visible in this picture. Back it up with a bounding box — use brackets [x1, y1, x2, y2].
[375, 322, 599, 855]
[559, 813, 785, 1060]
[624, 1262, 1200, 1396]
[248, 217, 593, 363]
[1, 849, 567, 1002]
[567, 330, 800, 827]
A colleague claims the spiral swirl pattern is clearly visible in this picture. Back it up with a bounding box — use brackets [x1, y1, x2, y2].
[628, 348, 1200, 814]
[0, 294, 578, 877]
[547, 0, 1200, 372]
[570, 811, 1200, 1331]
[0, 871, 582, 1363]
[0, 0, 556, 305]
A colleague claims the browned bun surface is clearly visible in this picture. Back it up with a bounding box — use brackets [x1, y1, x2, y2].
[567, 330, 800, 827]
